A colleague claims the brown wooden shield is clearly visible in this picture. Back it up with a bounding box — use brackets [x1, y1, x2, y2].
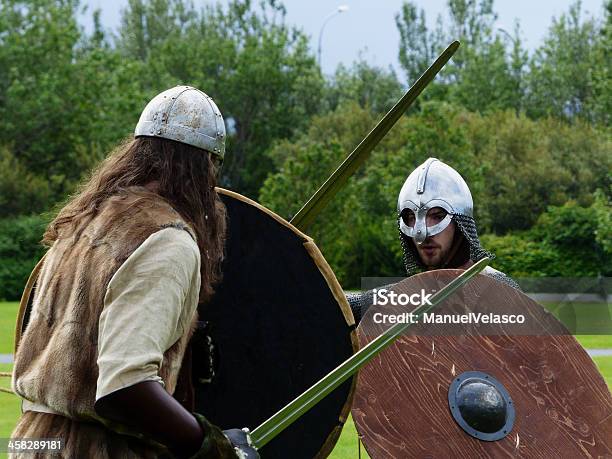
[352, 270, 612, 458]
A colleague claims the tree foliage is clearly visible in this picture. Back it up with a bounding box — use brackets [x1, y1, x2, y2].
[483, 193, 612, 277]
[260, 101, 611, 286]
[0, 0, 325, 203]
[0, 214, 48, 300]
[395, 0, 609, 122]
[116, 0, 325, 196]
[525, 1, 603, 121]
[0, 0, 609, 297]
[325, 59, 404, 115]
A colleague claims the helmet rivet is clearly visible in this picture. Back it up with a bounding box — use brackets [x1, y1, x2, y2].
[157, 129, 162, 134]
[417, 230, 422, 234]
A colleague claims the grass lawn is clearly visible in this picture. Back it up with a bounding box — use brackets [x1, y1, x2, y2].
[0, 301, 610, 458]
[542, 301, 612, 336]
[573, 335, 612, 349]
[0, 363, 20, 459]
[0, 302, 18, 354]
[330, 415, 370, 459]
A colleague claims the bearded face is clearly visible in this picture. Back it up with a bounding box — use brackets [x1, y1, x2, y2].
[402, 207, 456, 269]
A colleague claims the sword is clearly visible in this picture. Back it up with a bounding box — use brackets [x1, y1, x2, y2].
[290, 40, 460, 230]
[249, 257, 490, 448]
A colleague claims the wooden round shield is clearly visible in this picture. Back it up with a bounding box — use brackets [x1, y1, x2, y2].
[194, 189, 358, 458]
[352, 270, 612, 458]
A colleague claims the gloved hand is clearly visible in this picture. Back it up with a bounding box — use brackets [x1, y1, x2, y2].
[223, 428, 259, 459]
[190, 413, 259, 459]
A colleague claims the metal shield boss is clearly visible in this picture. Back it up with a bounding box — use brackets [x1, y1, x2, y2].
[192, 189, 358, 458]
[352, 271, 612, 458]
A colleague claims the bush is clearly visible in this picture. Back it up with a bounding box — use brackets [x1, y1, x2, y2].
[0, 215, 48, 301]
[261, 100, 612, 284]
[482, 195, 612, 278]
[0, 147, 53, 217]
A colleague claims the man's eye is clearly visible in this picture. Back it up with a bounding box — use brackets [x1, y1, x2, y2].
[402, 212, 415, 227]
[430, 212, 446, 223]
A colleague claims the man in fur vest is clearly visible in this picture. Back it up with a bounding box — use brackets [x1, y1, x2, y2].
[11, 86, 258, 458]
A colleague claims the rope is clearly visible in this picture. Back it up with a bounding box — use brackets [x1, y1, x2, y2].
[0, 372, 13, 377]
[0, 387, 16, 394]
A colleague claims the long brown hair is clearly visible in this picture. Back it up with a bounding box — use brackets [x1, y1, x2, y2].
[44, 137, 227, 301]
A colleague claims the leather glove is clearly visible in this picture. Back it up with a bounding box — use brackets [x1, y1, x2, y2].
[190, 414, 259, 459]
[189, 413, 239, 458]
[223, 428, 259, 459]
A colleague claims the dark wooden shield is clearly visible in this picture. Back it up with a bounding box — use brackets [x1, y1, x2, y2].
[352, 270, 612, 458]
[194, 189, 358, 458]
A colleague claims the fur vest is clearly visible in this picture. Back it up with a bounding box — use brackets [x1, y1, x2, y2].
[12, 188, 198, 424]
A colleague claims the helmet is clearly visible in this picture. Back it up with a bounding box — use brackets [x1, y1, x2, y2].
[397, 158, 492, 276]
[135, 85, 226, 159]
[397, 158, 472, 244]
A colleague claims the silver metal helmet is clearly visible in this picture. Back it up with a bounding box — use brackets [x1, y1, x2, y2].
[397, 157, 492, 277]
[135, 85, 226, 159]
[397, 157, 473, 244]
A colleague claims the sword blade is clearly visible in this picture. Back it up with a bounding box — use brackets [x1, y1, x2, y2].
[290, 40, 460, 230]
[250, 257, 490, 448]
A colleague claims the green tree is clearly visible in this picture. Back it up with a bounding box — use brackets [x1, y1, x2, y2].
[484, 196, 612, 278]
[116, 0, 324, 197]
[587, 0, 611, 124]
[325, 59, 404, 115]
[260, 100, 611, 285]
[395, 2, 441, 84]
[0, 0, 147, 204]
[0, 146, 51, 217]
[395, 0, 527, 113]
[0, 214, 48, 300]
[525, 1, 603, 121]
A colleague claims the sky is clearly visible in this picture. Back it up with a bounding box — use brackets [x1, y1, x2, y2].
[80, 0, 606, 78]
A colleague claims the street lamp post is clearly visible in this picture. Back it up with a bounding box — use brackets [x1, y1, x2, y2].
[317, 5, 349, 67]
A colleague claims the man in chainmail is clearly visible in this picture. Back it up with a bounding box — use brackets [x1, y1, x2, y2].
[347, 157, 519, 322]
